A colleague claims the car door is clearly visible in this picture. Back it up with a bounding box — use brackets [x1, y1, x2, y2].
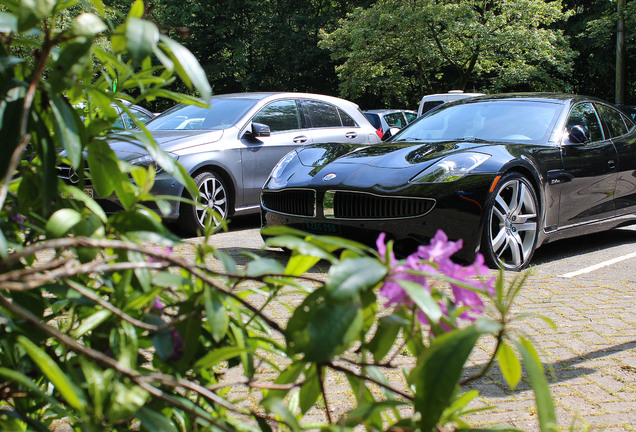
[595, 103, 636, 217]
[558, 102, 618, 226]
[301, 99, 369, 145]
[240, 98, 309, 207]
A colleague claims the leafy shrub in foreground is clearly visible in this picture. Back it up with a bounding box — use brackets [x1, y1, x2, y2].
[0, 1, 557, 430]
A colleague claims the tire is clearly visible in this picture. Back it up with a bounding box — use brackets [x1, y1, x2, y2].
[481, 173, 538, 271]
[178, 171, 229, 236]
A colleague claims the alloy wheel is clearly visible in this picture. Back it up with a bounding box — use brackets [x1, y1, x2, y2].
[487, 177, 538, 270]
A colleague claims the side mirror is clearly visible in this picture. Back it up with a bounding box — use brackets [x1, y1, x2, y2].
[567, 124, 590, 145]
[245, 122, 271, 138]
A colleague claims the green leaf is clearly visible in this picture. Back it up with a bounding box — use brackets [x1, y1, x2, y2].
[261, 398, 301, 432]
[45, 209, 82, 237]
[125, 18, 159, 66]
[411, 325, 484, 432]
[286, 288, 362, 363]
[0, 367, 65, 414]
[50, 96, 84, 168]
[18, 0, 55, 32]
[71, 12, 106, 36]
[17, 336, 86, 411]
[398, 279, 442, 324]
[516, 336, 557, 432]
[0, 12, 18, 33]
[136, 406, 178, 432]
[299, 365, 322, 414]
[107, 382, 149, 423]
[497, 340, 522, 389]
[326, 257, 387, 301]
[71, 309, 111, 338]
[367, 314, 407, 363]
[128, 0, 145, 19]
[193, 346, 248, 372]
[204, 286, 229, 343]
[265, 235, 336, 263]
[284, 254, 321, 276]
[159, 35, 211, 101]
[246, 257, 285, 277]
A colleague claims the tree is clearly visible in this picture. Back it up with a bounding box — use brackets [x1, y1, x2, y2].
[319, 0, 575, 108]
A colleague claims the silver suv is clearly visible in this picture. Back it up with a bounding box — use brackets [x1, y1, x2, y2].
[104, 92, 381, 235]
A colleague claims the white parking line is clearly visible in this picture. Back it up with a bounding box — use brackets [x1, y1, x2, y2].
[559, 251, 636, 278]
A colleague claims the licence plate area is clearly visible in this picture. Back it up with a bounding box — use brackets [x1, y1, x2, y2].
[84, 188, 94, 199]
[303, 221, 340, 235]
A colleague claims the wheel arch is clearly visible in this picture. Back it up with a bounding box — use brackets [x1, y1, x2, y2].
[182, 164, 238, 217]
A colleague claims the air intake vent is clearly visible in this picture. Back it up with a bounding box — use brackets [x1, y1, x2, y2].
[261, 189, 316, 217]
[326, 191, 434, 219]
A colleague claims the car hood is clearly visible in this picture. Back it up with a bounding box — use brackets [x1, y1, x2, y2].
[297, 140, 486, 169]
[108, 130, 225, 159]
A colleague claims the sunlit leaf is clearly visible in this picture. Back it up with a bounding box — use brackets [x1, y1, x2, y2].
[45, 208, 82, 237]
[17, 336, 86, 411]
[497, 340, 522, 389]
[326, 257, 386, 301]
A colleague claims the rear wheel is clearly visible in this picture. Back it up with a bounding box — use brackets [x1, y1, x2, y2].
[179, 171, 229, 236]
[482, 173, 538, 271]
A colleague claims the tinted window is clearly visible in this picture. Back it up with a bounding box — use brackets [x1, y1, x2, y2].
[420, 101, 444, 114]
[304, 100, 342, 128]
[567, 103, 604, 142]
[383, 112, 407, 128]
[596, 104, 629, 138]
[252, 100, 301, 132]
[339, 108, 357, 127]
[147, 98, 257, 131]
[404, 111, 417, 123]
[131, 107, 154, 124]
[364, 113, 381, 129]
[395, 100, 561, 144]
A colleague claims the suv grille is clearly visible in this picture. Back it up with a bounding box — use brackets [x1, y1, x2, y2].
[261, 189, 316, 217]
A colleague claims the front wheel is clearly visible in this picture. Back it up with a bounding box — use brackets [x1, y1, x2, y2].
[178, 171, 229, 236]
[481, 173, 538, 271]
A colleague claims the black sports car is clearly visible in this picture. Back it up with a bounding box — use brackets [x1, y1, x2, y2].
[261, 94, 636, 270]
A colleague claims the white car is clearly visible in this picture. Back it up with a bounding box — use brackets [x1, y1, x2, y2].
[417, 90, 484, 116]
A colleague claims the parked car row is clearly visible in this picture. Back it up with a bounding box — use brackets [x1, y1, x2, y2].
[68, 90, 636, 270]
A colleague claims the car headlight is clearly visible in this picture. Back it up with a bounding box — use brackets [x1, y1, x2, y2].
[129, 153, 178, 175]
[410, 152, 490, 183]
[270, 150, 297, 179]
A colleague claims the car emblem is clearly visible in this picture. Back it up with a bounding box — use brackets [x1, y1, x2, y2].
[68, 168, 80, 184]
[323, 173, 337, 181]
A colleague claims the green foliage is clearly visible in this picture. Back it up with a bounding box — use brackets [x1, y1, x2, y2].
[0, 1, 559, 431]
[319, 0, 576, 107]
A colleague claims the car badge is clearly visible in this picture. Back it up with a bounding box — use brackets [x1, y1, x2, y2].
[323, 173, 337, 181]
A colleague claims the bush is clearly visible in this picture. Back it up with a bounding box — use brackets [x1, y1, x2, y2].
[0, 1, 557, 431]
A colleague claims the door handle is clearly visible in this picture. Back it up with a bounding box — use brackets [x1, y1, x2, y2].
[293, 136, 308, 144]
[345, 132, 358, 139]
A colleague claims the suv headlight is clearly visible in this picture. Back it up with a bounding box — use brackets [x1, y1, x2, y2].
[410, 152, 490, 183]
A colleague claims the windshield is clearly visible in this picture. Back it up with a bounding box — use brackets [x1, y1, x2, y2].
[146, 98, 258, 131]
[394, 100, 563, 144]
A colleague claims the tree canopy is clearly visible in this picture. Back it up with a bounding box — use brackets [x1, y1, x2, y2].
[319, 0, 576, 107]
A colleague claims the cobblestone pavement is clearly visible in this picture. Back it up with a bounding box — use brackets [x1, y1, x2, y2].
[178, 224, 636, 431]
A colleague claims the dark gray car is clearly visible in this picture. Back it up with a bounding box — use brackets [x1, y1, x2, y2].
[103, 92, 381, 235]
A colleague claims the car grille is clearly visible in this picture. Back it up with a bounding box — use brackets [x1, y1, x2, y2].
[57, 164, 91, 185]
[326, 191, 435, 219]
[261, 189, 316, 217]
[262, 189, 435, 220]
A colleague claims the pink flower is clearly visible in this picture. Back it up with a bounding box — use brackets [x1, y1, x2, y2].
[377, 230, 493, 327]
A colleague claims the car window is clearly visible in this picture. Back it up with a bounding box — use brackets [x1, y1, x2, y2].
[131, 107, 154, 125]
[420, 101, 444, 115]
[339, 108, 357, 127]
[364, 113, 381, 129]
[252, 100, 301, 132]
[567, 103, 604, 142]
[383, 112, 407, 128]
[303, 100, 343, 128]
[395, 100, 561, 144]
[595, 104, 629, 138]
[146, 99, 257, 131]
[405, 111, 417, 123]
